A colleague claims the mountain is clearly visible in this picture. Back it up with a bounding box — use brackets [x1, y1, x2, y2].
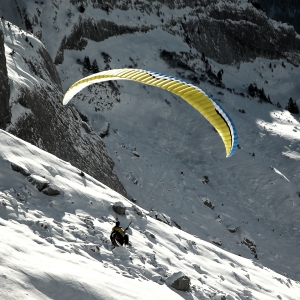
[256, 0, 300, 33]
[1, 0, 300, 298]
[0, 11, 126, 197]
[1, 129, 300, 299]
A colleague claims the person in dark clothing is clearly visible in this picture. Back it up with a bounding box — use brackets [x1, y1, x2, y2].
[110, 221, 129, 247]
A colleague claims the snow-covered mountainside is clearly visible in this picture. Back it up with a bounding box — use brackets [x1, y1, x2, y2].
[0, 19, 126, 197]
[256, 0, 300, 34]
[0, 130, 300, 300]
[1, 0, 300, 298]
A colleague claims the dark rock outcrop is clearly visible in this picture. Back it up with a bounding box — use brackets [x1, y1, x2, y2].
[42, 184, 61, 196]
[8, 85, 127, 197]
[257, 0, 300, 33]
[112, 202, 126, 215]
[1, 25, 127, 197]
[55, 18, 153, 64]
[166, 271, 191, 292]
[27, 174, 50, 192]
[11, 162, 31, 176]
[175, 2, 300, 65]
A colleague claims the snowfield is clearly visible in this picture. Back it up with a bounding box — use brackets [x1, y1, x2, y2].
[1, 0, 300, 299]
[1, 130, 300, 300]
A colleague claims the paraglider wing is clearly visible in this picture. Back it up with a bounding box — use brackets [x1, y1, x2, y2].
[63, 69, 238, 157]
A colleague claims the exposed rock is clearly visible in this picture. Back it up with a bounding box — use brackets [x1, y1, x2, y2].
[130, 198, 137, 203]
[100, 122, 110, 138]
[8, 85, 126, 197]
[211, 238, 222, 246]
[133, 205, 143, 216]
[132, 150, 140, 157]
[202, 175, 210, 184]
[173, 220, 181, 230]
[26, 47, 62, 90]
[184, 2, 300, 65]
[242, 237, 257, 254]
[27, 175, 50, 192]
[203, 199, 214, 210]
[228, 227, 237, 233]
[2, 26, 127, 198]
[257, 0, 300, 33]
[149, 211, 172, 226]
[54, 19, 152, 64]
[166, 271, 190, 292]
[112, 201, 126, 215]
[81, 121, 92, 134]
[147, 231, 156, 239]
[10, 162, 31, 176]
[1, 199, 7, 206]
[42, 184, 61, 196]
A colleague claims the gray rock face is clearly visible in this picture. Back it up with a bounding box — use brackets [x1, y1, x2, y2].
[7, 85, 127, 197]
[171, 275, 190, 291]
[11, 162, 31, 176]
[166, 271, 190, 292]
[112, 202, 126, 215]
[0, 27, 127, 198]
[257, 0, 300, 33]
[54, 1, 300, 65]
[176, 2, 300, 65]
[0, 30, 10, 129]
[27, 175, 50, 192]
[4, 1, 300, 67]
[42, 184, 61, 196]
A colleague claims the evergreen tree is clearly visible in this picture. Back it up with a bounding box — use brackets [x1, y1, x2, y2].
[83, 56, 91, 71]
[78, 4, 85, 13]
[92, 59, 99, 73]
[217, 69, 224, 81]
[285, 97, 299, 114]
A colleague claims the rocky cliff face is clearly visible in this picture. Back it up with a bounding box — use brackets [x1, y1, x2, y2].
[8, 86, 127, 197]
[8, 0, 299, 66]
[256, 0, 300, 33]
[0, 25, 127, 197]
[0, 30, 10, 129]
[185, 2, 300, 65]
[1, 0, 300, 198]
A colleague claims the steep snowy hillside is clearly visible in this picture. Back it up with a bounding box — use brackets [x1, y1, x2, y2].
[63, 41, 300, 281]
[1, 0, 300, 287]
[0, 19, 127, 196]
[1, 130, 300, 300]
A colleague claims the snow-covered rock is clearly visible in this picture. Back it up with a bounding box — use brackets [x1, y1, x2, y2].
[166, 271, 190, 292]
[112, 201, 126, 215]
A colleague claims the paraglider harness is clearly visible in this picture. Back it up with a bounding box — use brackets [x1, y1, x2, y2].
[110, 220, 131, 247]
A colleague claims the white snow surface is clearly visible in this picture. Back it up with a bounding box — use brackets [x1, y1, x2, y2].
[1, 1, 300, 299]
[1, 130, 300, 300]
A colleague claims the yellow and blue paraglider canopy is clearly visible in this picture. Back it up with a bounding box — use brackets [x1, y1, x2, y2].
[63, 68, 238, 157]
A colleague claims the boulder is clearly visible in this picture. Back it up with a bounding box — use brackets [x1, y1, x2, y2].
[27, 175, 50, 192]
[11, 162, 31, 176]
[112, 201, 126, 215]
[166, 271, 190, 292]
[42, 184, 61, 196]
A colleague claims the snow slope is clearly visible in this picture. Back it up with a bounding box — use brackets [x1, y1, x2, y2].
[1, 130, 300, 300]
[59, 31, 300, 281]
[1, 0, 300, 296]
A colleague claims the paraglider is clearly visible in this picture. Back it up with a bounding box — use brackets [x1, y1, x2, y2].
[63, 68, 238, 157]
[110, 220, 131, 247]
